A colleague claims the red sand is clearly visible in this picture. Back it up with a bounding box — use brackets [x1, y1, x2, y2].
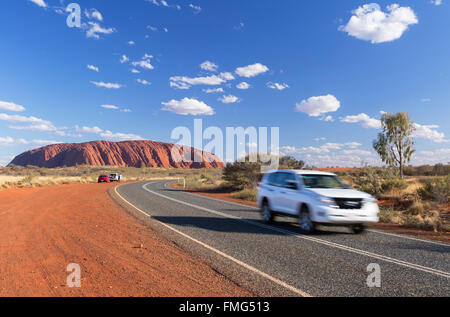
[0, 183, 251, 297]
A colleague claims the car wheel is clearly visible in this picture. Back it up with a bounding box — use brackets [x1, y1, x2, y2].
[351, 224, 365, 234]
[299, 206, 315, 234]
[261, 201, 274, 223]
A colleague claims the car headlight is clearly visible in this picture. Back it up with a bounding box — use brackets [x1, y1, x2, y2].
[318, 196, 339, 208]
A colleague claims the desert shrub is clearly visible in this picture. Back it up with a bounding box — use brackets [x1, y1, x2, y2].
[402, 214, 423, 228]
[406, 202, 425, 216]
[422, 211, 442, 230]
[381, 178, 408, 193]
[417, 175, 450, 204]
[279, 156, 305, 169]
[417, 182, 434, 201]
[222, 158, 263, 191]
[403, 164, 450, 176]
[402, 212, 442, 231]
[20, 174, 35, 184]
[433, 175, 450, 204]
[231, 188, 258, 201]
[353, 168, 381, 196]
[378, 207, 402, 224]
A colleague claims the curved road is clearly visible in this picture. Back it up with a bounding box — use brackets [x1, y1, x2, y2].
[112, 180, 450, 297]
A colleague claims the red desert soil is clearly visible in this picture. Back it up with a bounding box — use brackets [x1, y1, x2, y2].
[0, 183, 251, 297]
[9, 140, 224, 169]
[170, 184, 450, 244]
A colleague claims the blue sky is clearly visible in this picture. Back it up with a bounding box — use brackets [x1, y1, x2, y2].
[0, 0, 449, 167]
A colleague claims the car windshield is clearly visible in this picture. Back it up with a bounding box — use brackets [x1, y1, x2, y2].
[301, 175, 346, 189]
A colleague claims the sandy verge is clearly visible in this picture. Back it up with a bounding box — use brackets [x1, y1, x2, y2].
[170, 184, 450, 244]
[0, 182, 251, 297]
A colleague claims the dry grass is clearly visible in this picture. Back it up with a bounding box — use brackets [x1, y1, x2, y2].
[231, 188, 258, 201]
[176, 170, 224, 191]
[379, 205, 444, 231]
[0, 166, 222, 189]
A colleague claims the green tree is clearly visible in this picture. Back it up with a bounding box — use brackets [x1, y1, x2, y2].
[279, 156, 306, 169]
[373, 112, 415, 178]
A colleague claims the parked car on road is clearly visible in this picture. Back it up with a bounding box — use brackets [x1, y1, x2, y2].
[257, 170, 379, 233]
[98, 175, 110, 183]
[109, 173, 122, 182]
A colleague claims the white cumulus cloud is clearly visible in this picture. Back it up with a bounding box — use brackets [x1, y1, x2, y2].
[267, 82, 289, 90]
[137, 79, 152, 86]
[161, 98, 214, 116]
[414, 123, 449, 143]
[340, 113, 382, 129]
[295, 94, 341, 117]
[131, 54, 154, 70]
[200, 61, 218, 72]
[75, 125, 103, 134]
[203, 88, 224, 94]
[85, 8, 103, 21]
[0, 101, 25, 112]
[219, 95, 240, 104]
[90, 81, 122, 89]
[29, 0, 47, 8]
[101, 105, 119, 110]
[339, 3, 418, 44]
[120, 55, 129, 64]
[86, 22, 115, 39]
[0, 136, 14, 146]
[235, 63, 269, 78]
[170, 75, 228, 89]
[189, 4, 202, 14]
[87, 64, 99, 72]
[100, 130, 143, 141]
[236, 82, 250, 90]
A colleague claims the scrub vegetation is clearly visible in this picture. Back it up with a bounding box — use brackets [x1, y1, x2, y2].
[178, 159, 449, 232]
[1, 161, 448, 232]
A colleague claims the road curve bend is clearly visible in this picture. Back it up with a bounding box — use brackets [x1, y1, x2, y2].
[111, 180, 450, 297]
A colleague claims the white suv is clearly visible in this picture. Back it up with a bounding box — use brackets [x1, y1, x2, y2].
[109, 173, 122, 182]
[257, 170, 379, 233]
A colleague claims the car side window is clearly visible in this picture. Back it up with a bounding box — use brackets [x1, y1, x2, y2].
[274, 173, 287, 187]
[267, 172, 283, 187]
[266, 173, 277, 186]
[282, 173, 297, 189]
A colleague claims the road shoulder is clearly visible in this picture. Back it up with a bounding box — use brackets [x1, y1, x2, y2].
[0, 182, 251, 297]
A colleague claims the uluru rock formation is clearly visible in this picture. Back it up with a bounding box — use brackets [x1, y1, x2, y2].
[9, 140, 225, 169]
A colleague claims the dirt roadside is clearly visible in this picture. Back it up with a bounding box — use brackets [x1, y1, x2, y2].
[170, 184, 450, 244]
[0, 182, 252, 297]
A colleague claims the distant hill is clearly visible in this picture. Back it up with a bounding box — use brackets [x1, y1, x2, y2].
[9, 140, 225, 169]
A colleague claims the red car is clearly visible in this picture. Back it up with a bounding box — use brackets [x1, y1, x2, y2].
[98, 175, 110, 183]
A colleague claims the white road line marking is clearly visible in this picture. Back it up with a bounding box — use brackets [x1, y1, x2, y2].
[143, 181, 450, 279]
[113, 184, 312, 297]
[366, 229, 450, 247]
[172, 181, 450, 247]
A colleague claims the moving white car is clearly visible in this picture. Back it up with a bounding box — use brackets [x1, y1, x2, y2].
[257, 170, 379, 233]
[109, 173, 122, 182]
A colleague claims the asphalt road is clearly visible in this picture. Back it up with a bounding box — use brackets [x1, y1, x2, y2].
[112, 180, 450, 297]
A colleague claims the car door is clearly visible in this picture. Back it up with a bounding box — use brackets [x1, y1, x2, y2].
[266, 172, 283, 211]
[277, 172, 300, 214]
